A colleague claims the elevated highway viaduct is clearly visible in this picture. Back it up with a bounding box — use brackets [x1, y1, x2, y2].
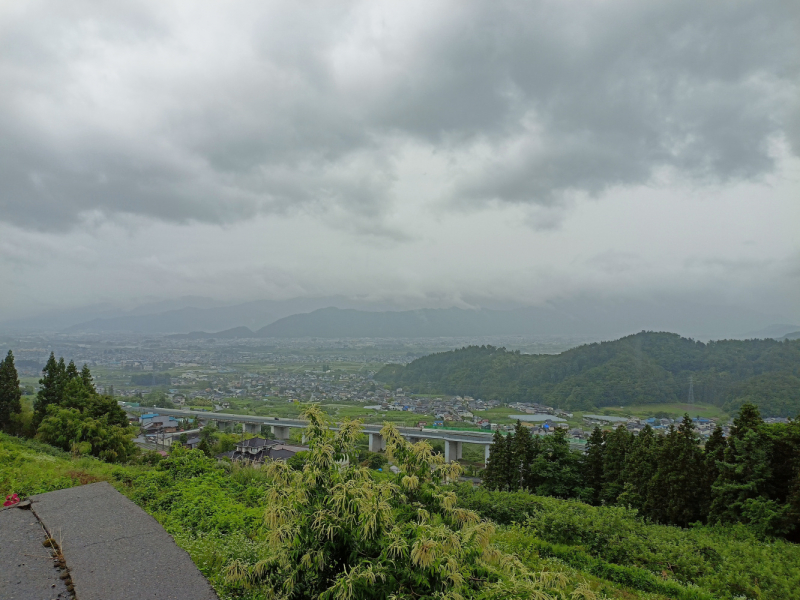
[125, 406, 494, 464]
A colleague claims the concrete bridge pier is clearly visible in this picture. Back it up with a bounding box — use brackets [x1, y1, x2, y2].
[444, 440, 463, 463]
[369, 433, 386, 452]
[484, 444, 491, 466]
[271, 425, 291, 440]
[243, 422, 260, 435]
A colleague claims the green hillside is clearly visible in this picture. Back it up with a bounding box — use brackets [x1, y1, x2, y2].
[6, 430, 800, 600]
[376, 332, 800, 415]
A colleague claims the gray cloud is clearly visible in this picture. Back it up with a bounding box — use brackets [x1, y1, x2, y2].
[0, 0, 797, 231]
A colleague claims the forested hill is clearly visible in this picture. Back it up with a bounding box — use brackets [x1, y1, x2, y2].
[375, 332, 800, 416]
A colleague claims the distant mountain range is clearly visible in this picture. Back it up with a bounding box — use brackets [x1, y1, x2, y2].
[165, 300, 794, 340]
[2, 294, 794, 340]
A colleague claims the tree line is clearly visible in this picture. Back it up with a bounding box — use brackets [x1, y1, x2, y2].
[0, 350, 136, 462]
[376, 332, 800, 415]
[483, 405, 800, 539]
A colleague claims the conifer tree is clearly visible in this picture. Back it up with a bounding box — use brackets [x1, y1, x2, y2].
[522, 433, 543, 491]
[80, 364, 95, 392]
[510, 420, 534, 490]
[65, 359, 79, 381]
[55, 357, 67, 404]
[61, 377, 93, 412]
[482, 430, 507, 491]
[618, 424, 657, 512]
[0, 350, 22, 432]
[34, 353, 62, 426]
[763, 421, 800, 506]
[700, 425, 727, 515]
[709, 404, 773, 526]
[731, 402, 763, 438]
[601, 425, 633, 505]
[499, 431, 517, 491]
[531, 427, 583, 498]
[647, 415, 705, 526]
[582, 426, 605, 505]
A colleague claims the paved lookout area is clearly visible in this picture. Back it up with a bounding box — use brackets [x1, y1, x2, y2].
[1, 482, 219, 600]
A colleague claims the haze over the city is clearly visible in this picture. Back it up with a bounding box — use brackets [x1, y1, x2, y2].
[2, 0, 799, 333]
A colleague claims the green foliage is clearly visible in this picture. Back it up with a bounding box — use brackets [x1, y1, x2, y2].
[481, 404, 800, 539]
[37, 406, 138, 463]
[143, 390, 175, 408]
[708, 404, 800, 537]
[481, 430, 510, 491]
[483, 425, 585, 500]
[617, 425, 657, 512]
[34, 352, 64, 425]
[5, 423, 800, 600]
[27, 358, 138, 463]
[376, 333, 800, 415]
[130, 372, 172, 386]
[646, 416, 706, 527]
[358, 450, 388, 469]
[601, 425, 632, 505]
[582, 427, 605, 505]
[529, 429, 584, 499]
[458, 486, 800, 600]
[0, 350, 23, 433]
[220, 406, 589, 599]
[0, 433, 146, 499]
[724, 372, 800, 417]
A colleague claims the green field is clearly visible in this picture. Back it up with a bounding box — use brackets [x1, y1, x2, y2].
[595, 402, 728, 420]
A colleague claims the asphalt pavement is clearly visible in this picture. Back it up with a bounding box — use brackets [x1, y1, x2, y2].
[3, 482, 220, 600]
[0, 505, 71, 600]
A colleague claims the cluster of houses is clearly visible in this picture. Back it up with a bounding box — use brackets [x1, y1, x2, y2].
[580, 414, 724, 439]
[370, 393, 502, 425]
[509, 402, 573, 419]
[131, 411, 306, 464]
[217, 437, 306, 463]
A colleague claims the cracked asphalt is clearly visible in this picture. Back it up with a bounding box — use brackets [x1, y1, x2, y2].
[13, 482, 219, 600]
[0, 506, 71, 600]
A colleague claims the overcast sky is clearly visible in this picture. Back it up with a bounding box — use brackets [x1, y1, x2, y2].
[1, 0, 799, 322]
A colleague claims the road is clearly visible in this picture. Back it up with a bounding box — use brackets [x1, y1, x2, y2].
[125, 405, 495, 461]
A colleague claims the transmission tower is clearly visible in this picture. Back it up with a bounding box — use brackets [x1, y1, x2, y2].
[688, 375, 695, 404]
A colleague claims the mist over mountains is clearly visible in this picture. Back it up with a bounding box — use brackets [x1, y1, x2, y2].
[6, 296, 795, 341]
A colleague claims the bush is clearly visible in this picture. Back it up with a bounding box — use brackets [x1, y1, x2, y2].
[457, 485, 800, 600]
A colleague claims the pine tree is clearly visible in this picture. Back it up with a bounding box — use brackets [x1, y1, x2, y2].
[647, 415, 705, 526]
[731, 402, 763, 438]
[34, 353, 62, 425]
[522, 434, 543, 491]
[65, 359, 79, 381]
[709, 404, 772, 525]
[81, 364, 95, 392]
[618, 424, 657, 512]
[700, 425, 727, 517]
[601, 425, 633, 505]
[582, 426, 605, 505]
[498, 432, 517, 491]
[510, 420, 534, 490]
[531, 428, 583, 498]
[482, 430, 507, 490]
[0, 350, 22, 433]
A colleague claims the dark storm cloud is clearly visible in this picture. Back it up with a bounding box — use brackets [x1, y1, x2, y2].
[0, 0, 797, 231]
